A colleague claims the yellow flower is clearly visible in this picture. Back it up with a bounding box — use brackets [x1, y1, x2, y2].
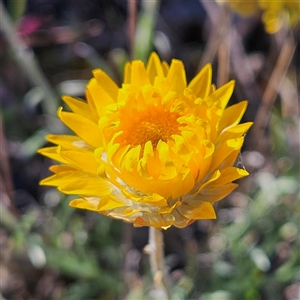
[227, 0, 260, 17]
[259, 0, 300, 33]
[225, 0, 300, 33]
[38, 53, 252, 229]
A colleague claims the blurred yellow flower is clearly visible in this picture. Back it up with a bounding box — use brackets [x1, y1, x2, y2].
[227, 0, 260, 17]
[38, 53, 252, 229]
[226, 0, 300, 33]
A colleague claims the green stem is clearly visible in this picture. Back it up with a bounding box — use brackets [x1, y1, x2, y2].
[0, 2, 58, 115]
[134, 0, 160, 62]
[147, 227, 172, 300]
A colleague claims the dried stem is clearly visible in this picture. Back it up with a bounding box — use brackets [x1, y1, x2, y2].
[0, 114, 20, 221]
[199, 0, 229, 68]
[127, 0, 137, 60]
[217, 6, 231, 87]
[251, 32, 296, 152]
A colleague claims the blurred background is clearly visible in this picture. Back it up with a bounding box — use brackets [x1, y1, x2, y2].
[0, 0, 299, 299]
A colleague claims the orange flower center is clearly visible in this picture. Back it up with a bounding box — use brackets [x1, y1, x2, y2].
[117, 107, 181, 148]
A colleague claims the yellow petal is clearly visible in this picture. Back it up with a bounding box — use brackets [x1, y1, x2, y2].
[178, 201, 216, 220]
[40, 170, 85, 186]
[58, 107, 102, 148]
[114, 145, 131, 167]
[49, 165, 75, 173]
[167, 59, 187, 94]
[137, 156, 150, 178]
[197, 140, 214, 183]
[207, 80, 235, 110]
[121, 146, 141, 173]
[194, 170, 221, 195]
[70, 198, 99, 211]
[209, 138, 244, 171]
[86, 78, 115, 117]
[157, 200, 181, 214]
[172, 134, 191, 155]
[228, 0, 259, 17]
[219, 101, 248, 131]
[188, 64, 212, 99]
[218, 122, 253, 144]
[59, 177, 113, 196]
[157, 142, 177, 180]
[131, 61, 150, 86]
[123, 62, 131, 84]
[46, 134, 92, 151]
[145, 151, 164, 180]
[93, 69, 119, 101]
[37, 146, 69, 165]
[143, 140, 154, 157]
[218, 148, 241, 170]
[204, 167, 248, 189]
[59, 150, 99, 174]
[139, 193, 168, 207]
[262, 10, 282, 33]
[146, 52, 164, 84]
[97, 193, 131, 211]
[62, 96, 95, 122]
[162, 61, 169, 76]
[193, 183, 238, 203]
[171, 168, 195, 199]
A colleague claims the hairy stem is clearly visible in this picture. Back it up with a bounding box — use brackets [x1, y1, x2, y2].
[146, 227, 171, 299]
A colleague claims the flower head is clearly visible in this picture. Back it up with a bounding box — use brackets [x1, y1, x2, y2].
[38, 53, 252, 229]
[225, 0, 300, 33]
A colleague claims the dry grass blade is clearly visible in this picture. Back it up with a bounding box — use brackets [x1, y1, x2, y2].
[251, 33, 296, 152]
[128, 0, 137, 60]
[0, 114, 19, 221]
[199, 1, 230, 69]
